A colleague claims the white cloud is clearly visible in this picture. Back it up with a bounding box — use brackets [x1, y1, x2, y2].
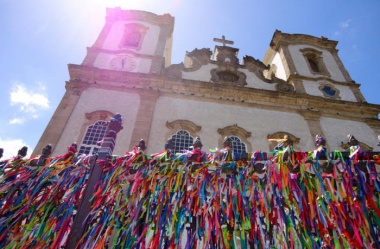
[0, 137, 31, 160]
[340, 19, 352, 29]
[9, 118, 26, 125]
[9, 83, 50, 121]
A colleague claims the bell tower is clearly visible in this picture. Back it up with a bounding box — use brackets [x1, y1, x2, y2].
[263, 30, 366, 102]
[82, 8, 174, 74]
[32, 9, 174, 156]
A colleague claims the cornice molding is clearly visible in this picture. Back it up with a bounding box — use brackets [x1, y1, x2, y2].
[67, 64, 380, 121]
[365, 118, 380, 128]
[85, 47, 163, 60]
[287, 74, 360, 87]
[106, 8, 174, 34]
[270, 30, 338, 53]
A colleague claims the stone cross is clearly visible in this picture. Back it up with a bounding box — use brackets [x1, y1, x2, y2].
[213, 35, 234, 46]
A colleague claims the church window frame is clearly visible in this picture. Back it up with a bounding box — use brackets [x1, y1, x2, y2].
[77, 110, 115, 155]
[227, 135, 247, 154]
[170, 130, 194, 153]
[300, 48, 330, 77]
[267, 131, 301, 151]
[217, 124, 252, 153]
[318, 83, 341, 99]
[166, 120, 202, 153]
[119, 23, 149, 50]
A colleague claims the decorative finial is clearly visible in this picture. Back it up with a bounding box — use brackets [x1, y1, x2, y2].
[164, 138, 174, 150]
[347, 134, 359, 146]
[42, 144, 52, 157]
[222, 136, 232, 149]
[315, 135, 326, 148]
[136, 139, 146, 151]
[68, 143, 77, 154]
[193, 137, 203, 150]
[187, 137, 206, 163]
[18, 146, 28, 158]
[107, 113, 123, 134]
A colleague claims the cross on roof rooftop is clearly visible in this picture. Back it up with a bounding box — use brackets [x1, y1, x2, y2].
[213, 35, 234, 46]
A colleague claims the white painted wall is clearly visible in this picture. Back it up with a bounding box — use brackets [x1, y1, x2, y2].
[271, 52, 287, 81]
[303, 80, 358, 102]
[320, 117, 378, 150]
[181, 64, 216, 81]
[147, 96, 314, 154]
[240, 69, 276, 91]
[54, 88, 140, 156]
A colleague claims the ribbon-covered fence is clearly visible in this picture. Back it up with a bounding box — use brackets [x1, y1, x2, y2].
[1, 146, 380, 249]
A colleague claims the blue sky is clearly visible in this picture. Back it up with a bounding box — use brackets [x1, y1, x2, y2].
[1, 0, 380, 158]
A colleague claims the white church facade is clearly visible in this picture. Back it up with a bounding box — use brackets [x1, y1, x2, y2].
[33, 7, 380, 156]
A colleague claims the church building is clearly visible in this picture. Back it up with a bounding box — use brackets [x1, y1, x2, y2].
[33, 7, 380, 156]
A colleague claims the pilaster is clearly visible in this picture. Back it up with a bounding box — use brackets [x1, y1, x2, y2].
[279, 44, 297, 79]
[288, 77, 306, 94]
[299, 109, 328, 150]
[365, 118, 380, 138]
[350, 84, 366, 102]
[32, 85, 82, 156]
[129, 90, 159, 150]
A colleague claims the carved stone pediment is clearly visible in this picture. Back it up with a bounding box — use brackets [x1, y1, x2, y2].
[215, 46, 240, 68]
[162, 48, 212, 78]
[166, 120, 201, 133]
[217, 124, 251, 138]
[162, 64, 183, 79]
[275, 82, 295, 93]
[210, 68, 247, 86]
[243, 56, 268, 69]
[186, 48, 212, 66]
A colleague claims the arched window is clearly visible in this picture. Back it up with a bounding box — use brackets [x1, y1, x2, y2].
[307, 57, 320, 72]
[300, 48, 330, 77]
[165, 120, 201, 153]
[217, 124, 252, 152]
[78, 120, 108, 155]
[170, 130, 194, 153]
[120, 23, 149, 50]
[228, 136, 247, 154]
[76, 110, 115, 155]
